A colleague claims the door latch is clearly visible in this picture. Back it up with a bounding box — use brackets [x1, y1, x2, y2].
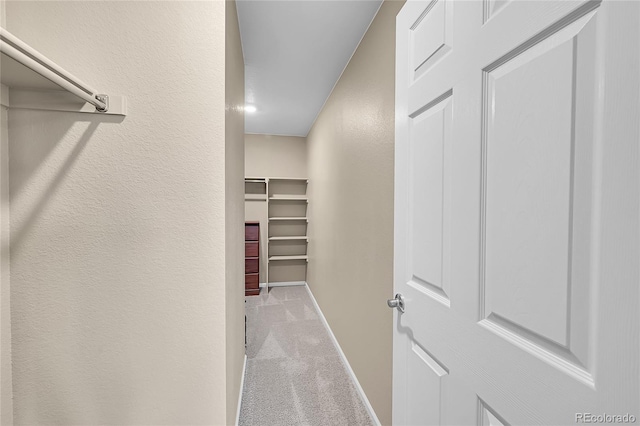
[387, 293, 405, 313]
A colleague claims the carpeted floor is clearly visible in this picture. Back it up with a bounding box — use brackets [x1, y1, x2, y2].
[239, 285, 375, 426]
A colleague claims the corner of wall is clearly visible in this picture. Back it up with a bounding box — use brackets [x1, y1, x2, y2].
[225, 0, 246, 423]
[1, 89, 14, 426]
[1, 3, 13, 416]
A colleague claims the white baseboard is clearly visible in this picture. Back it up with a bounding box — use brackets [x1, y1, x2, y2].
[267, 281, 306, 287]
[259, 282, 267, 288]
[235, 354, 247, 426]
[303, 284, 381, 426]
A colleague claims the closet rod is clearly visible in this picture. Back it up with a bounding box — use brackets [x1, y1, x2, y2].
[0, 28, 109, 112]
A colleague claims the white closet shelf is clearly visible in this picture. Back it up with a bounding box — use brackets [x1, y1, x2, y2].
[268, 236, 308, 241]
[0, 27, 126, 115]
[268, 255, 308, 261]
[268, 196, 308, 201]
[267, 177, 308, 182]
[268, 217, 308, 221]
[245, 195, 267, 201]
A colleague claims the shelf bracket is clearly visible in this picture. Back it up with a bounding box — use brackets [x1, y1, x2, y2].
[95, 94, 109, 113]
[7, 89, 127, 116]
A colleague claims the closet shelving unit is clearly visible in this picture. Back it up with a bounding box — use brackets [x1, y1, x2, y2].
[245, 177, 309, 289]
[267, 178, 309, 287]
[0, 28, 126, 115]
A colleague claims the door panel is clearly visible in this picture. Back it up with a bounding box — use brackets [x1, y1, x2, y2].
[394, 0, 639, 424]
[481, 10, 599, 377]
[410, 0, 453, 81]
[409, 93, 453, 304]
[406, 341, 449, 425]
[478, 399, 508, 426]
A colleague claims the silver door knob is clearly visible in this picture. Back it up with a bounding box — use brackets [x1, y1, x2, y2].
[387, 293, 405, 313]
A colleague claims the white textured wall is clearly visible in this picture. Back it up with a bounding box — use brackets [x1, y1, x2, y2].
[6, 1, 240, 424]
[306, 1, 403, 424]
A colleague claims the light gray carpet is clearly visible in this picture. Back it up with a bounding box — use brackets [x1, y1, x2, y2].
[239, 285, 375, 426]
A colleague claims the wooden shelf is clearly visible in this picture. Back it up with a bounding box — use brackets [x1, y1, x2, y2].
[269, 255, 308, 261]
[245, 222, 261, 296]
[269, 217, 308, 221]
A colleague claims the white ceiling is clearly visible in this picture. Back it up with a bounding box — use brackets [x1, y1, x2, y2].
[236, 0, 383, 137]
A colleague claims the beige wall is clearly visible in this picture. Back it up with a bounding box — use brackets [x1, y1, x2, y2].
[245, 134, 308, 284]
[1, 86, 12, 426]
[225, 0, 246, 422]
[306, 1, 403, 424]
[2, 2, 13, 423]
[245, 134, 307, 178]
[5, 1, 241, 424]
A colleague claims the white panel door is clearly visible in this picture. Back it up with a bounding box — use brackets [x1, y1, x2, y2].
[393, 0, 639, 424]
